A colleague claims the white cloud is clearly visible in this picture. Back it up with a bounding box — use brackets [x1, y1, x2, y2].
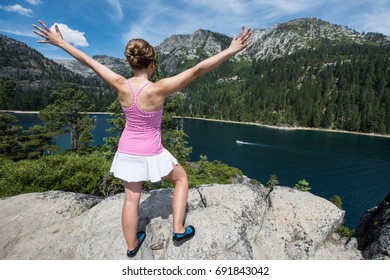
[51, 23, 89, 47]
[25, 0, 42, 4]
[106, 0, 123, 21]
[1, 4, 33, 17]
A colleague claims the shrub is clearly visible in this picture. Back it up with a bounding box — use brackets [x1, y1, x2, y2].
[329, 194, 353, 237]
[186, 156, 243, 188]
[330, 195, 342, 209]
[143, 155, 244, 191]
[336, 225, 354, 238]
[1, 153, 244, 197]
[0, 153, 116, 197]
[266, 174, 279, 189]
[294, 179, 311, 192]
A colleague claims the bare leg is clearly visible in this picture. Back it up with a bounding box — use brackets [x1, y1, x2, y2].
[165, 163, 188, 233]
[122, 181, 143, 250]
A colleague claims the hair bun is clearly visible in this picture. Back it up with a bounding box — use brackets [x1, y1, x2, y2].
[124, 39, 156, 70]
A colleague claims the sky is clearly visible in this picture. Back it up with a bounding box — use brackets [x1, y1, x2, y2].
[1, 0, 390, 60]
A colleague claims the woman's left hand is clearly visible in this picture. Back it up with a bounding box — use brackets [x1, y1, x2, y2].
[228, 25, 252, 55]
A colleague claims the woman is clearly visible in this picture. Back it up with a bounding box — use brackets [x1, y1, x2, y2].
[33, 20, 252, 258]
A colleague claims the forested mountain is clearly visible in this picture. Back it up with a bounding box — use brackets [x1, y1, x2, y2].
[184, 41, 390, 134]
[1, 18, 390, 134]
[0, 35, 116, 111]
[160, 18, 390, 134]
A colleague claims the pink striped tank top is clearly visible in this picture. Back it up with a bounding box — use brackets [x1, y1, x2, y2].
[117, 80, 163, 156]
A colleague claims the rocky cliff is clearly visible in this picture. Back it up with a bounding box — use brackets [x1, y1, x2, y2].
[156, 29, 231, 75]
[354, 192, 390, 260]
[54, 55, 131, 78]
[0, 183, 363, 260]
[244, 18, 368, 61]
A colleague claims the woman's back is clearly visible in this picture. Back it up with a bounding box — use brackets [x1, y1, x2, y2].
[117, 79, 164, 156]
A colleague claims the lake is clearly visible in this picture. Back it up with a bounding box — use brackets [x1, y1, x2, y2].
[14, 113, 113, 150]
[14, 113, 390, 229]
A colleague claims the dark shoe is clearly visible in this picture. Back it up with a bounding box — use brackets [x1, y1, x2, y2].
[127, 231, 146, 258]
[173, 225, 195, 246]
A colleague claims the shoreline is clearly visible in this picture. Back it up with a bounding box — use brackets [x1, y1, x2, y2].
[3, 110, 389, 138]
[176, 116, 390, 139]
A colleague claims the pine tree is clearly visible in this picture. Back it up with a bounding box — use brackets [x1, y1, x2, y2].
[1, 78, 59, 160]
[103, 98, 124, 157]
[16, 125, 59, 159]
[0, 79, 16, 109]
[0, 113, 21, 159]
[162, 96, 192, 162]
[0, 79, 20, 159]
[39, 84, 95, 154]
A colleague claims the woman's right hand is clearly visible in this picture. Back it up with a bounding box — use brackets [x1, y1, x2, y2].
[33, 20, 65, 47]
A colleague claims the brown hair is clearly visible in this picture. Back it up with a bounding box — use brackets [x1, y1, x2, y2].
[124, 39, 156, 70]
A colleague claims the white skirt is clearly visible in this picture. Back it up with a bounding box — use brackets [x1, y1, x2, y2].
[109, 148, 178, 183]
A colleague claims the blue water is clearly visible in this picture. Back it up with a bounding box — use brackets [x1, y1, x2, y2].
[14, 114, 390, 229]
[14, 113, 113, 150]
[182, 119, 390, 229]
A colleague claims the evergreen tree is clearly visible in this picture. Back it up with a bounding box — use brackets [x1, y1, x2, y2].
[294, 179, 311, 192]
[0, 79, 20, 159]
[39, 84, 95, 154]
[161, 96, 192, 162]
[179, 41, 390, 135]
[16, 125, 59, 159]
[0, 79, 16, 109]
[103, 98, 124, 157]
[1, 79, 59, 160]
[0, 113, 21, 159]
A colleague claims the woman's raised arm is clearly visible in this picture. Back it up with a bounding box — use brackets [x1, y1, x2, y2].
[33, 20, 126, 91]
[154, 26, 252, 96]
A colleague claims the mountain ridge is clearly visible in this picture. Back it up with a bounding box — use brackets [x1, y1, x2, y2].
[21, 17, 388, 78]
[1, 17, 390, 134]
[52, 17, 390, 76]
[245, 17, 370, 60]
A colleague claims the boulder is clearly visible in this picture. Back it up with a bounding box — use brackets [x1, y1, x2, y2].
[0, 184, 362, 260]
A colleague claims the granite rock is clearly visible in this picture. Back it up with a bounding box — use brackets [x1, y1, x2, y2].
[0, 184, 363, 260]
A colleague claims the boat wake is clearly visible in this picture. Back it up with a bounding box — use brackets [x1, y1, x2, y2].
[236, 140, 273, 148]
